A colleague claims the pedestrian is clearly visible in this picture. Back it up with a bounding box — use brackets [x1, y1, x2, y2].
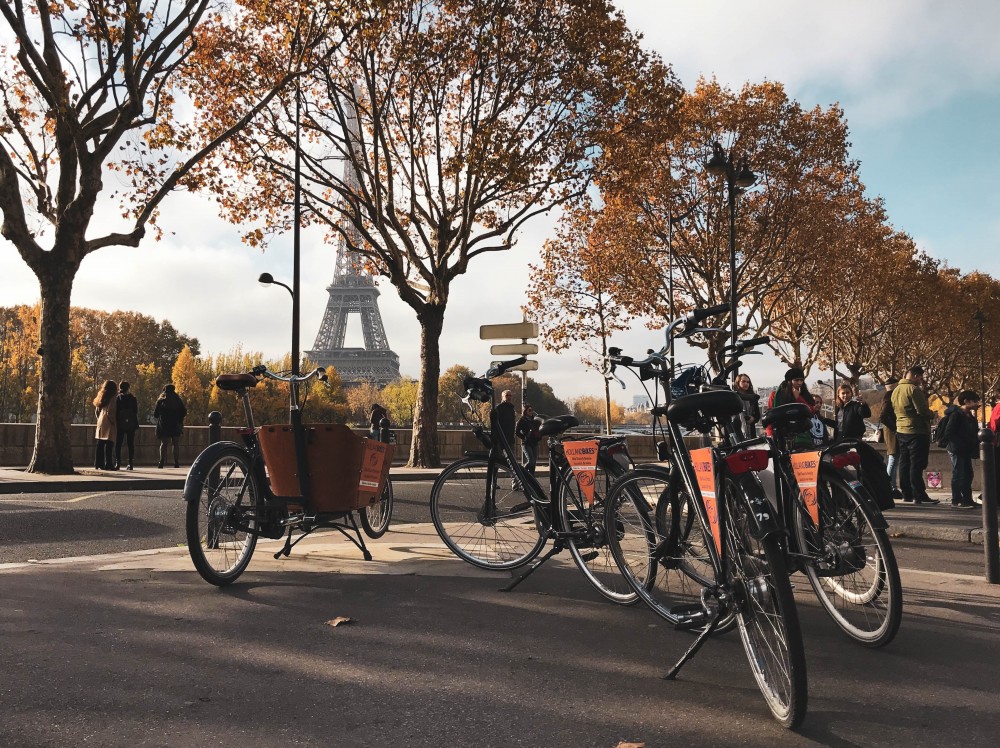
[495, 389, 517, 450]
[733, 373, 761, 438]
[516, 404, 542, 474]
[945, 390, 980, 509]
[93, 380, 118, 470]
[115, 381, 139, 470]
[153, 383, 187, 469]
[767, 367, 821, 448]
[880, 378, 902, 499]
[890, 365, 939, 504]
[369, 403, 389, 439]
[835, 383, 871, 439]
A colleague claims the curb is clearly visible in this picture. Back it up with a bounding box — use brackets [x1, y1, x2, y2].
[888, 522, 985, 545]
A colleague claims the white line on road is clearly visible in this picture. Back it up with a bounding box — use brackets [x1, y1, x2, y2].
[0, 492, 111, 504]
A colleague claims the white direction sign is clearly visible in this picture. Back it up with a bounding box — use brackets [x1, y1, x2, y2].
[490, 343, 539, 355]
[480, 321, 538, 340]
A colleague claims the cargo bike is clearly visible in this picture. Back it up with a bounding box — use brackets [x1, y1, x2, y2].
[183, 365, 394, 586]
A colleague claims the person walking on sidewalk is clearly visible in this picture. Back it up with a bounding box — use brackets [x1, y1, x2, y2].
[153, 384, 187, 468]
[516, 404, 542, 475]
[891, 365, 939, 504]
[945, 390, 981, 509]
[115, 381, 139, 470]
[880, 378, 902, 499]
[93, 380, 118, 471]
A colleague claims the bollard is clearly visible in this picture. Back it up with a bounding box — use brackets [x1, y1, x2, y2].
[208, 411, 223, 444]
[377, 416, 392, 444]
[979, 427, 998, 584]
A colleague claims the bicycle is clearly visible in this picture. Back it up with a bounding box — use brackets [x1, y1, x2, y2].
[183, 365, 394, 586]
[757, 403, 903, 646]
[429, 357, 638, 604]
[602, 305, 808, 728]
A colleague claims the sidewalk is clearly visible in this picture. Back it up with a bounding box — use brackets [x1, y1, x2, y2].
[0, 464, 993, 545]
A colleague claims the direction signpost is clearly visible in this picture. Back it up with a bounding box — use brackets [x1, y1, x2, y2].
[480, 321, 539, 404]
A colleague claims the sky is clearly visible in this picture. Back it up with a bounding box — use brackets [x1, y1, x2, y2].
[2, 0, 999, 408]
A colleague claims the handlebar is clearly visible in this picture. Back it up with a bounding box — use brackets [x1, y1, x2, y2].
[722, 335, 770, 354]
[486, 356, 527, 378]
[253, 365, 328, 384]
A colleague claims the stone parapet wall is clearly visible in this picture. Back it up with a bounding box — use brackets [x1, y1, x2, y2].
[0, 424, 984, 490]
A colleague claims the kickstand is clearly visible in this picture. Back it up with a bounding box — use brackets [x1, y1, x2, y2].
[332, 513, 373, 561]
[500, 540, 563, 592]
[662, 608, 723, 681]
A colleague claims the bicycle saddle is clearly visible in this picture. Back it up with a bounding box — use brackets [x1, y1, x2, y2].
[760, 402, 813, 431]
[215, 373, 259, 391]
[666, 389, 743, 423]
[538, 414, 580, 436]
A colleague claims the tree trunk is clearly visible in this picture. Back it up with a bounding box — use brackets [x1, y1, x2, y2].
[27, 264, 78, 474]
[409, 305, 445, 467]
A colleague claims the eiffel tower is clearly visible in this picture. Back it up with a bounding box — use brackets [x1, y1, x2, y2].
[307, 246, 400, 387]
[306, 94, 399, 387]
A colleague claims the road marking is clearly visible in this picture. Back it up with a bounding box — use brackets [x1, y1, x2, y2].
[0, 492, 111, 504]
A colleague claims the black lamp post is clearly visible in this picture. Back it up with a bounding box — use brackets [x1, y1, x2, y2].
[973, 309, 988, 425]
[705, 141, 756, 361]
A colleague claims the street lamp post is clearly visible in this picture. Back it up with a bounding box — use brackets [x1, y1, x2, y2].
[973, 309, 988, 425]
[705, 141, 756, 368]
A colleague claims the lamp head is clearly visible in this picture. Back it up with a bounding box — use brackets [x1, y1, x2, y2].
[735, 158, 757, 188]
[258, 272, 274, 287]
[705, 141, 728, 176]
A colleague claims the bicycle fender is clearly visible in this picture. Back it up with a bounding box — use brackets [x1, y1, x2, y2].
[843, 478, 890, 530]
[736, 472, 783, 539]
[182, 441, 245, 502]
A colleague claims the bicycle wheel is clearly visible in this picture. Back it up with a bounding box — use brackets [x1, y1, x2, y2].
[605, 468, 712, 622]
[430, 458, 546, 570]
[558, 465, 638, 605]
[722, 472, 808, 729]
[186, 447, 262, 586]
[793, 466, 902, 647]
[359, 479, 393, 539]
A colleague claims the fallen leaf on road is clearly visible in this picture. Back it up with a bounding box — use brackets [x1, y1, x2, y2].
[615, 743, 645, 748]
[326, 616, 354, 627]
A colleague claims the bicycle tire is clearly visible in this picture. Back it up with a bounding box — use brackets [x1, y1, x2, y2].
[605, 467, 714, 622]
[359, 479, 393, 539]
[722, 472, 808, 729]
[792, 465, 902, 647]
[430, 457, 546, 570]
[558, 465, 638, 605]
[185, 446, 262, 586]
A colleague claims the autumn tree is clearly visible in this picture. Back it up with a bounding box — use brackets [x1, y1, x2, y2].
[215, 0, 680, 466]
[597, 79, 859, 372]
[526, 201, 634, 432]
[344, 380, 384, 427]
[0, 0, 348, 472]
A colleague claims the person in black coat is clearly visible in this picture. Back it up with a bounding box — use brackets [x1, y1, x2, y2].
[835, 384, 871, 439]
[733, 373, 761, 438]
[153, 383, 187, 468]
[115, 381, 140, 470]
[515, 404, 542, 474]
[945, 390, 981, 508]
[494, 389, 517, 449]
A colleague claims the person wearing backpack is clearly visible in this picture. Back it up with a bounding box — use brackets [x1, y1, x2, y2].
[880, 378, 902, 500]
[890, 365, 938, 504]
[944, 390, 980, 508]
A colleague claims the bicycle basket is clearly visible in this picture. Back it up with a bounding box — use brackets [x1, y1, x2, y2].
[670, 364, 708, 400]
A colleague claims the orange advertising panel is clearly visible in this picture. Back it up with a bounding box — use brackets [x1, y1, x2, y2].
[790, 451, 822, 526]
[358, 439, 391, 501]
[690, 447, 721, 555]
[563, 440, 600, 506]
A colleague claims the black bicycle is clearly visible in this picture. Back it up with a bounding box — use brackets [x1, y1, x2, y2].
[183, 365, 394, 586]
[429, 357, 637, 604]
[602, 305, 808, 729]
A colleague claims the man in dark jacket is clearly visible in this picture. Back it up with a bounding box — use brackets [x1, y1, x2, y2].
[494, 390, 517, 450]
[945, 390, 980, 508]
